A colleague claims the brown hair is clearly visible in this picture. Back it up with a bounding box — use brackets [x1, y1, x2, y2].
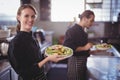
[79, 10, 95, 20]
[16, 4, 37, 32]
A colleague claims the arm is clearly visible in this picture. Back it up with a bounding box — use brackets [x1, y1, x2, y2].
[76, 42, 93, 52]
[38, 54, 65, 68]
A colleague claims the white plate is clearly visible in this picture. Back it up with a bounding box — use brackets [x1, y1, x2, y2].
[95, 43, 112, 50]
[45, 45, 73, 59]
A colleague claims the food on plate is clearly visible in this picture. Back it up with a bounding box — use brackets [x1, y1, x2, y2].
[45, 45, 73, 58]
[95, 43, 112, 50]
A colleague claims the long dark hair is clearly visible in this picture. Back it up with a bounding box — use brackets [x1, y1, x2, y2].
[16, 4, 37, 32]
[79, 10, 95, 20]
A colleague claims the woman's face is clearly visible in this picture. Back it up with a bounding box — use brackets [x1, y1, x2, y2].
[85, 15, 95, 28]
[17, 8, 36, 32]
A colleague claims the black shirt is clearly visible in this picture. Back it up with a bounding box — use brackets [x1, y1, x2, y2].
[8, 31, 46, 80]
[63, 24, 90, 56]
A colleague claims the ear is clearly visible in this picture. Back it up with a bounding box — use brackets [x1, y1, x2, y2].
[83, 17, 87, 22]
[17, 15, 20, 21]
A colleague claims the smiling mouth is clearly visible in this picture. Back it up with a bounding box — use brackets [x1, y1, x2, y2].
[28, 23, 33, 26]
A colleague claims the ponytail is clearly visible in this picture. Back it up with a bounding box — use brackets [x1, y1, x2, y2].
[16, 23, 20, 32]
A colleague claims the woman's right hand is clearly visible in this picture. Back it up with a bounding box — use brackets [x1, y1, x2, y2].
[84, 43, 93, 50]
[47, 54, 65, 63]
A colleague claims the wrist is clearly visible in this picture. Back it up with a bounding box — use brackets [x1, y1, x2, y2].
[45, 56, 50, 62]
[38, 56, 49, 68]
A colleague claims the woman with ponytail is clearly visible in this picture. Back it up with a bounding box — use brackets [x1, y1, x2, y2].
[63, 10, 95, 80]
[8, 4, 65, 80]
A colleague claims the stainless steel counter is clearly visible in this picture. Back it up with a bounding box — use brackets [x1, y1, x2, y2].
[87, 46, 120, 80]
[90, 46, 120, 57]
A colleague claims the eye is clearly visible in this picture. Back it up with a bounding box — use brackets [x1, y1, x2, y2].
[31, 15, 36, 19]
[25, 15, 29, 18]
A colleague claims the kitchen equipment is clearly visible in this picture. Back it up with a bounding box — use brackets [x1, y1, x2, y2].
[88, 45, 120, 80]
[8, 26, 16, 36]
[87, 57, 120, 80]
[33, 29, 45, 44]
[90, 45, 120, 57]
[0, 42, 9, 56]
[88, 32, 95, 38]
[0, 29, 11, 38]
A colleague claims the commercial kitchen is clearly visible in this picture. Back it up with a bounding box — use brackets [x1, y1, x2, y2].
[0, 0, 120, 80]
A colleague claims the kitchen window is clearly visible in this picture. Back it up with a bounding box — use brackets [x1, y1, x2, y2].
[50, 0, 120, 22]
[51, 0, 84, 22]
[0, 0, 20, 21]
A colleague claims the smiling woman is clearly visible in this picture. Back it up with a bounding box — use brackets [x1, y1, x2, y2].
[0, 0, 20, 21]
[8, 4, 66, 80]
